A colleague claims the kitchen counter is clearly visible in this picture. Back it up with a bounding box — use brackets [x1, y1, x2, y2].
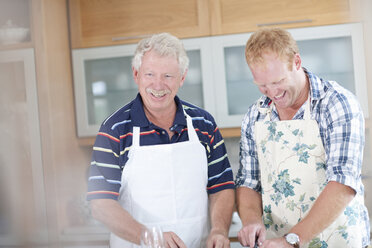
[60, 213, 243, 245]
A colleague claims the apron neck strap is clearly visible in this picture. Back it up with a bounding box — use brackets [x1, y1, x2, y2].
[303, 95, 311, 120]
[132, 126, 140, 147]
[183, 109, 199, 142]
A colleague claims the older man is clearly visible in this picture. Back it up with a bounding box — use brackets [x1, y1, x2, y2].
[87, 33, 235, 248]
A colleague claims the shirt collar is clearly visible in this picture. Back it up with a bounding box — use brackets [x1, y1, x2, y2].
[304, 67, 327, 101]
[130, 93, 187, 129]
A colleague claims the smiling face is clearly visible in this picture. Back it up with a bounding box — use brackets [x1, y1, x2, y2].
[249, 52, 307, 111]
[133, 49, 186, 115]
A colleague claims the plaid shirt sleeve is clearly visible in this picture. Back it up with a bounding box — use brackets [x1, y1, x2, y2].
[235, 102, 263, 193]
[318, 82, 365, 194]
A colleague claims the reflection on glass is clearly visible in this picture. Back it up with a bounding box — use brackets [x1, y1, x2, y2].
[92, 81, 107, 96]
[224, 46, 261, 115]
[84, 56, 137, 125]
[298, 37, 355, 94]
[178, 50, 204, 108]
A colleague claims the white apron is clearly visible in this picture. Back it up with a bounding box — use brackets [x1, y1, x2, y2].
[110, 113, 209, 248]
[255, 98, 365, 247]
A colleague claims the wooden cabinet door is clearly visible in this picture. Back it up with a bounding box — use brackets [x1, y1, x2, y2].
[69, 0, 210, 48]
[209, 0, 361, 35]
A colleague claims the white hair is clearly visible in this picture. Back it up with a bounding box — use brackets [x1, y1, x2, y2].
[132, 33, 189, 75]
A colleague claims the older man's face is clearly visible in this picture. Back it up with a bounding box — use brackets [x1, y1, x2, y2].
[133, 50, 186, 115]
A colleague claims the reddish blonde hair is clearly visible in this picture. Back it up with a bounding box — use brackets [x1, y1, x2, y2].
[245, 27, 299, 70]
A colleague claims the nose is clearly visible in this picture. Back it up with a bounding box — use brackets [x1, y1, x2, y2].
[151, 75, 164, 89]
[260, 84, 279, 98]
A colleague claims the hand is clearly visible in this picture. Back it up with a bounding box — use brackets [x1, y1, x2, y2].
[260, 237, 292, 248]
[206, 228, 230, 248]
[163, 232, 186, 248]
[237, 221, 265, 247]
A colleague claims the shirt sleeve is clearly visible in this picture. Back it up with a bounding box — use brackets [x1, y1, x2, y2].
[199, 113, 235, 194]
[235, 104, 262, 193]
[86, 124, 123, 201]
[322, 92, 365, 194]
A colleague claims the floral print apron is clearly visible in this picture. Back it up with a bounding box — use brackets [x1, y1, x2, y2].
[254, 98, 365, 247]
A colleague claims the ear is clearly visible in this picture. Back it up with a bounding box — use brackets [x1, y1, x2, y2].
[179, 69, 188, 87]
[132, 67, 139, 85]
[294, 53, 302, 70]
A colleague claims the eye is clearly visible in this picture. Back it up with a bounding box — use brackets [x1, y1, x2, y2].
[145, 73, 153, 77]
[164, 74, 173, 78]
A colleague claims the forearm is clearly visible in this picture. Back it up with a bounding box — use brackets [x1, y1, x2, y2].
[290, 181, 356, 245]
[90, 199, 145, 245]
[209, 189, 235, 235]
[236, 187, 263, 225]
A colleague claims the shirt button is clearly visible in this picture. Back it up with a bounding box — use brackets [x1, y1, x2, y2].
[162, 131, 166, 135]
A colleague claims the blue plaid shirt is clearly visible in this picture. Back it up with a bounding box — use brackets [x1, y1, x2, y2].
[235, 69, 370, 244]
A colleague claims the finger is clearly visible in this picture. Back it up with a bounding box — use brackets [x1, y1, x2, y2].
[224, 238, 230, 248]
[163, 233, 177, 248]
[165, 236, 178, 248]
[256, 227, 266, 246]
[248, 230, 258, 248]
[238, 229, 248, 246]
[171, 232, 186, 248]
[211, 238, 223, 248]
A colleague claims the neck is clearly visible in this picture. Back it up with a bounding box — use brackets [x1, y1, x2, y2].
[143, 103, 177, 131]
[277, 70, 310, 120]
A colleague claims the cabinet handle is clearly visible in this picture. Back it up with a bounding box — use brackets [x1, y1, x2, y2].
[112, 34, 152, 42]
[257, 19, 312, 27]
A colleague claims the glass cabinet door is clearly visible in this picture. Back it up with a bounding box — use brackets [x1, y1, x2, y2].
[84, 55, 137, 126]
[73, 44, 138, 137]
[213, 23, 368, 128]
[223, 45, 261, 115]
[0, 48, 47, 246]
[178, 49, 204, 108]
[179, 37, 215, 114]
[72, 37, 214, 137]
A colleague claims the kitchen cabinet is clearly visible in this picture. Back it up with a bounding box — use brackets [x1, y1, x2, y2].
[72, 37, 215, 137]
[209, 0, 361, 35]
[68, 0, 210, 48]
[0, 48, 48, 246]
[68, 0, 361, 49]
[212, 23, 368, 127]
[72, 23, 368, 137]
[0, 0, 32, 50]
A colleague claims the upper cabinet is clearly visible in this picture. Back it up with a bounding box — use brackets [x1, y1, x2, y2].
[0, 0, 32, 49]
[212, 23, 368, 127]
[72, 23, 368, 137]
[68, 0, 362, 49]
[68, 0, 210, 48]
[209, 0, 361, 35]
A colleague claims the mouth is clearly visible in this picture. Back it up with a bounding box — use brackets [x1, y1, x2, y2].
[146, 88, 170, 98]
[273, 91, 285, 100]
